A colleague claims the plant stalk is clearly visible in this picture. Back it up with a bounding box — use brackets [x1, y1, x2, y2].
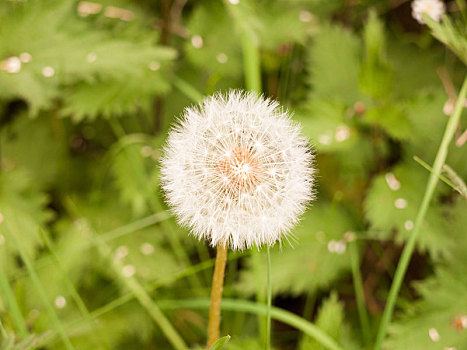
[207, 243, 228, 348]
[373, 74, 467, 350]
[266, 246, 272, 350]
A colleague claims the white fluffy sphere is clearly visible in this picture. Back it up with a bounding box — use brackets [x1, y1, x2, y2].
[411, 0, 445, 24]
[160, 90, 314, 250]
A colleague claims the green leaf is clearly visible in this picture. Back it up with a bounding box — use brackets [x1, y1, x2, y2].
[239, 203, 356, 296]
[364, 164, 455, 257]
[300, 293, 360, 350]
[425, 14, 467, 64]
[362, 103, 412, 140]
[0, 168, 53, 272]
[209, 335, 231, 350]
[308, 24, 362, 104]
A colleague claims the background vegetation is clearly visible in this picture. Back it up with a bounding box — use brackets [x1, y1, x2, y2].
[0, 0, 466, 349]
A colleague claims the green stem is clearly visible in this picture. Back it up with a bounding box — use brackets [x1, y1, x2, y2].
[159, 298, 345, 350]
[0, 262, 28, 338]
[5, 220, 75, 350]
[241, 32, 262, 92]
[266, 246, 272, 350]
[373, 74, 467, 350]
[349, 241, 371, 345]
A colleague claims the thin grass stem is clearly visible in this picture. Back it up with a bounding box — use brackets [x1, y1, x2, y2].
[160, 298, 345, 350]
[265, 246, 272, 350]
[349, 240, 371, 345]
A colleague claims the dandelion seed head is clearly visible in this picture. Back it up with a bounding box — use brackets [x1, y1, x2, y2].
[411, 0, 445, 24]
[161, 90, 314, 250]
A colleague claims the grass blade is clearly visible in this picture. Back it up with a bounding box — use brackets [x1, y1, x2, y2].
[159, 298, 345, 350]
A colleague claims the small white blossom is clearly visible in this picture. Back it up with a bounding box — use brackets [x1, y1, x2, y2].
[161, 90, 314, 250]
[411, 0, 445, 24]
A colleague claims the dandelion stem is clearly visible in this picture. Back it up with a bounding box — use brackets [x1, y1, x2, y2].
[265, 246, 272, 350]
[374, 74, 467, 350]
[207, 243, 228, 348]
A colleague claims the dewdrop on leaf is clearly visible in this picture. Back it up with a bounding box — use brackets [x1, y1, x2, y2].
[161, 90, 315, 250]
[411, 0, 445, 24]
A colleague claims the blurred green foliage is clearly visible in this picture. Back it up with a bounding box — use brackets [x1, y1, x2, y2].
[0, 0, 466, 349]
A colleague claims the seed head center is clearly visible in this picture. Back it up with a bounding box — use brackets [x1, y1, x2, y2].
[217, 145, 262, 194]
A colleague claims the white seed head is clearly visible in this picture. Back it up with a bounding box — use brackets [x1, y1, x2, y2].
[411, 0, 445, 24]
[161, 90, 315, 250]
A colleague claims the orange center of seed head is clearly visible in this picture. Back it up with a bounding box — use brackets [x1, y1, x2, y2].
[217, 145, 262, 195]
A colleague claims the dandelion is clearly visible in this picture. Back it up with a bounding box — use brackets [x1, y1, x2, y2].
[160, 90, 314, 346]
[411, 0, 445, 24]
[161, 90, 314, 251]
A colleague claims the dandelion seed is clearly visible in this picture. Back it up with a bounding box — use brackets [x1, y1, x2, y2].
[404, 220, 414, 231]
[385, 172, 401, 191]
[1, 56, 21, 73]
[411, 0, 445, 24]
[216, 53, 228, 64]
[452, 315, 467, 330]
[19, 52, 32, 63]
[299, 11, 313, 23]
[334, 240, 347, 254]
[229, 0, 239, 4]
[428, 327, 440, 342]
[149, 61, 161, 71]
[191, 35, 204, 48]
[42, 66, 55, 78]
[0, 212, 3, 224]
[86, 52, 97, 63]
[318, 134, 332, 145]
[140, 242, 155, 255]
[327, 240, 337, 253]
[54, 296, 67, 309]
[0, 234, 5, 246]
[343, 231, 355, 242]
[77, 1, 102, 17]
[394, 198, 407, 209]
[114, 245, 128, 260]
[335, 125, 350, 142]
[141, 146, 153, 158]
[444, 347, 456, 350]
[161, 90, 314, 250]
[122, 264, 136, 277]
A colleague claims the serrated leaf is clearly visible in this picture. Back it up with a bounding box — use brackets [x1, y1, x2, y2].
[364, 164, 453, 258]
[296, 99, 357, 152]
[386, 262, 467, 350]
[0, 168, 53, 272]
[362, 103, 412, 140]
[238, 203, 356, 296]
[308, 24, 362, 104]
[300, 292, 360, 350]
